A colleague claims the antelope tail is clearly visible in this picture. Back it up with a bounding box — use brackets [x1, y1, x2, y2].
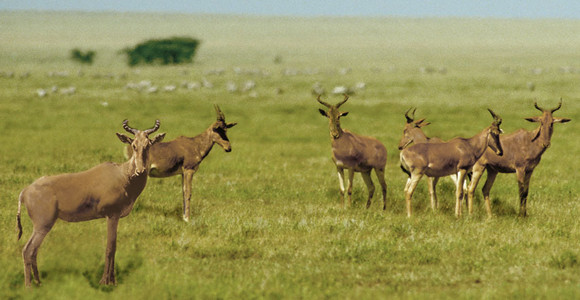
[17, 191, 23, 240]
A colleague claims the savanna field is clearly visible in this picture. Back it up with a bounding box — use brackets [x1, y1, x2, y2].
[1, 11, 579, 299]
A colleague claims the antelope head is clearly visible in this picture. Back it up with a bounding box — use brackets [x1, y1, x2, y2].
[525, 99, 571, 149]
[211, 105, 237, 152]
[117, 119, 166, 176]
[487, 108, 504, 156]
[318, 94, 350, 139]
[398, 107, 431, 150]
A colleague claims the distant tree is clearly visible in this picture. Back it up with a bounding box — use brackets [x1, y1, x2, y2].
[70, 48, 96, 64]
[123, 37, 200, 66]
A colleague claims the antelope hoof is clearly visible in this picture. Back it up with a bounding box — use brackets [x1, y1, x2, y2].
[366, 200, 371, 209]
[99, 275, 116, 286]
[182, 215, 190, 222]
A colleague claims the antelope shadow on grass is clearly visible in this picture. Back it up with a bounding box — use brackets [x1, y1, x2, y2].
[82, 256, 144, 292]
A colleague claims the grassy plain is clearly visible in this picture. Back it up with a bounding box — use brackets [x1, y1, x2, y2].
[1, 11, 579, 299]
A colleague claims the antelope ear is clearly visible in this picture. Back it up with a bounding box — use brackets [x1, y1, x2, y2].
[554, 117, 571, 123]
[340, 112, 349, 117]
[116, 133, 133, 144]
[226, 122, 238, 128]
[525, 117, 541, 123]
[151, 133, 166, 144]
[319, 109, 328, 118]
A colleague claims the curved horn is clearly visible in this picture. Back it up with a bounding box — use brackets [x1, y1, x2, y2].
[215, 104, 225, 121]
[144, 119, 161, 135]
[122, 119, 138, 134]
[316, 95, 331, 108]
[405, 107, 416, 123]
[534, 101, 545, 112]
[550, 98, 562, 113]
[336, 94, 349, 108]
[488, 108, 502, 124]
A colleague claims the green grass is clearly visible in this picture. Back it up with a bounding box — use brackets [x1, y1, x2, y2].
[1, 11, 579, 299]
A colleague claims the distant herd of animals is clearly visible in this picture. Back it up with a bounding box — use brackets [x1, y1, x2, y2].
[16, 98, 570, 287]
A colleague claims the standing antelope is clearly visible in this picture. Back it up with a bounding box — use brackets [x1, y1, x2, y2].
[398, 107, 454, 211]
[400, 109, 503, 217]
[129, 105, 237, 222]
[467, 100, 571, 217]
[17, 120, 165, 287]
[317, 95, 388, 209]
[398, 108, 470, 211]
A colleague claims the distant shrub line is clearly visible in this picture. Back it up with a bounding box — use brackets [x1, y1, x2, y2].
[70, 36, 200, 66]
[123, 37, 200, 66]
[70, 48, 96, 65]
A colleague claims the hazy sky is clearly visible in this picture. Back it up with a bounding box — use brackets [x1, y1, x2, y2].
[1, 0, 578, 19]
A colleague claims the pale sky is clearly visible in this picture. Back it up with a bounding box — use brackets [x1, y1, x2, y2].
[1, 0, 579, 19]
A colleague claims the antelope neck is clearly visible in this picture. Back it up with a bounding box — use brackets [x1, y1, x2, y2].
[468, 128, 491, 158]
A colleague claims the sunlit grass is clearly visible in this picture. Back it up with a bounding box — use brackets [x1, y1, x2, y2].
[1, 11, 579, 299]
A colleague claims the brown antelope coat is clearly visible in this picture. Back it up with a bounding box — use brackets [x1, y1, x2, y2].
[400, 109, 503, 217]
[128, 105, 236, 222]
[467, 100, 571, 217]
[318, 95, 387, 209]
[398, 108, 456, 211]
[17, 120, 165, 287]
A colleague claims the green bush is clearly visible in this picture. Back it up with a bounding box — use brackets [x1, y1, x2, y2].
[123, 37, 200, 66]
[70, 48, 95, 64]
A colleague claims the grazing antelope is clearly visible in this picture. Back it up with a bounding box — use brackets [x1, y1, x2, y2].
[467, 100, 571, 217]
[17, 120, 165, 287]
[400, 109, 503, 217]
[317, 95, 388, 209]
[129, 105, 237, 222]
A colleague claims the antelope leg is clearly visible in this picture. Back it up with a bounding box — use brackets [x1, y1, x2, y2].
[427, 176, 439, 211]
[23, 228, 51, 287]
[517, 169, 532, 217]
[375, 168, 388, 210]
[467, 164, 486, 216]
[455, 170, 467, 218]
[346, 169, 355, 208]
[481, 169, 498, 219]
[100, 215, 119, 285]
[22, 213, 56, 288]
[336, 167, 346, 206]
[181, 168, 197, 222]
[405, 172, 423, 217]
[361, 171, 375, 209]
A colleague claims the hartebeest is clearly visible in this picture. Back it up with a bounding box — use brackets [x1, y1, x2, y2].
[398, 108, 441, 149]
[400, 109, 503, 217]
[128, 105, 236, 222]
[317, 95, 388, 209]
[17, 120, 165, 287]
[398, 107, 461, 211]
[467, 100, 571, 217]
